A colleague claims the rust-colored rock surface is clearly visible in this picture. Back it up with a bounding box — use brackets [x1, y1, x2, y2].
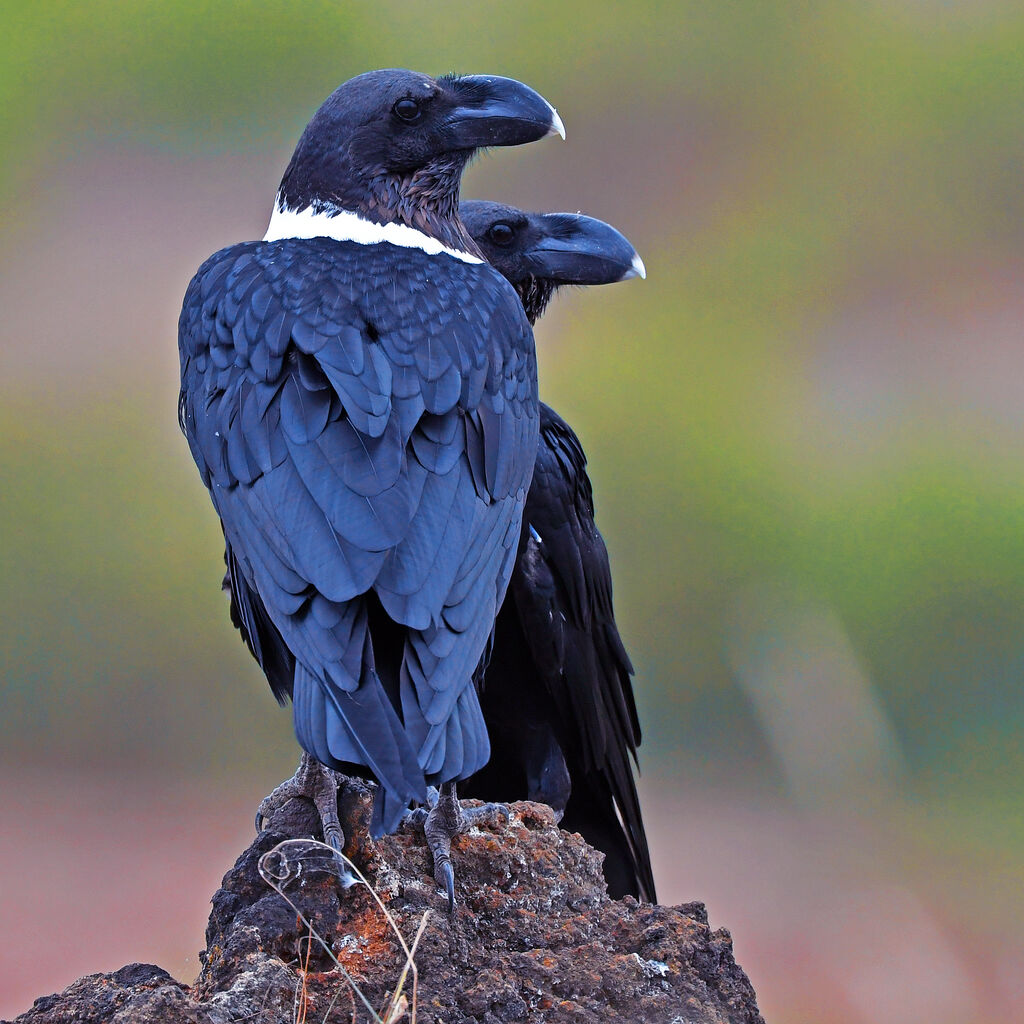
[8, 792, 764, 1024]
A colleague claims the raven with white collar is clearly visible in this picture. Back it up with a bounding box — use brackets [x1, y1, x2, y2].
[177, 70, 563, 905]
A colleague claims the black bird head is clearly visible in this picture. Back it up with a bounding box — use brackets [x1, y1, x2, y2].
[460, 201, 645, 323]
[275, 70, 564, 252]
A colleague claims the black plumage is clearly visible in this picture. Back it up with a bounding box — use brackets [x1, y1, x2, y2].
[458, 202, 656, 901]
[178, 71, 562, 834]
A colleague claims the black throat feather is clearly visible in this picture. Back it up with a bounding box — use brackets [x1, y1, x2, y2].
[517, 277, 557, 325]
[364, 157, 482, 255]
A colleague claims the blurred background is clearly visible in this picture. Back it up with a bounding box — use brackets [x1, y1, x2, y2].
[2, 2, 1022, 1020]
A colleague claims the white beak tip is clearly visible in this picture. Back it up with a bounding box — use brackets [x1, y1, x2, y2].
[623, 253, 646, 280]
[547, 107, 566, 140]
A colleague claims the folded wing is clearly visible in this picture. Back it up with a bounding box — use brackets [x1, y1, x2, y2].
[178, 237, 538, 832]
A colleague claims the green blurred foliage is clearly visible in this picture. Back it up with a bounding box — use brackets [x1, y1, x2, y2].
[2, 0, 1023, 823]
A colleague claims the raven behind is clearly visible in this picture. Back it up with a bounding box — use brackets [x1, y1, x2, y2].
[458, 201, 657, 902]
[177, 71, 564, 900]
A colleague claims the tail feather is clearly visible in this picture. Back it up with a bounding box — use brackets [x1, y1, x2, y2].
[292, 660, 426, 835]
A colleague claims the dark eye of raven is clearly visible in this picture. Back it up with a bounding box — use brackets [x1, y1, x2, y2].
[393, 98, 423, 123]
[487, 222, 515, 246]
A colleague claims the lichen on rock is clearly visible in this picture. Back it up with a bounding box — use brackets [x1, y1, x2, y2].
[7, 793, 764, 1024]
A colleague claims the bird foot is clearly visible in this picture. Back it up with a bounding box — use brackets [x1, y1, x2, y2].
[423, 783, 510, 914]
[460, 799, 511, 832]
[256, 752, 346, 853]
[401, 787, 438, 831]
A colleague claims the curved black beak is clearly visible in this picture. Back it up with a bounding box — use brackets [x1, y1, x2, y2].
[524, 213, 645, 285]
[445, 75, 565, 149]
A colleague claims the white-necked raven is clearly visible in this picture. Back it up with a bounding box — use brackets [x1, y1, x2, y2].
[457, 201, 656, 901]
[177, 71, 563, 902]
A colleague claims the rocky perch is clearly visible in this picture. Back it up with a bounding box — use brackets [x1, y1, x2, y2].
[7, 789, 764, 1024]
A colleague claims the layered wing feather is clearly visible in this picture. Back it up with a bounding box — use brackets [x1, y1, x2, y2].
[178, 237, 537, 832]
[469, 402, 655, 900]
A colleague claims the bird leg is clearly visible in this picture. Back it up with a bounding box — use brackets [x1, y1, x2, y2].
[256, 751, 345, 853]
[423, 781, 509, 913]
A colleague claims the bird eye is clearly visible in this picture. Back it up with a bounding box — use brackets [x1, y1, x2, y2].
[487, 222, 515, 247]
[393, 98, 422, 123]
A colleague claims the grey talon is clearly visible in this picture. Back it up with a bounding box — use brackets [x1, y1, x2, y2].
[322, 820, 343, 853]
[439, 860, 456, 915]
[423, 780, 467, 912]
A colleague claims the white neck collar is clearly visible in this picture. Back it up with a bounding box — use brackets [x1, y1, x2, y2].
[263, 200, 482, 265]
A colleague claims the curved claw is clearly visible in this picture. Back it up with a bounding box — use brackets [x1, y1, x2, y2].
[423, 781, 465, 914]
[255, 810, 264, 835]
[322, 818, 343, 854]
[436, 859, 456, 915]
